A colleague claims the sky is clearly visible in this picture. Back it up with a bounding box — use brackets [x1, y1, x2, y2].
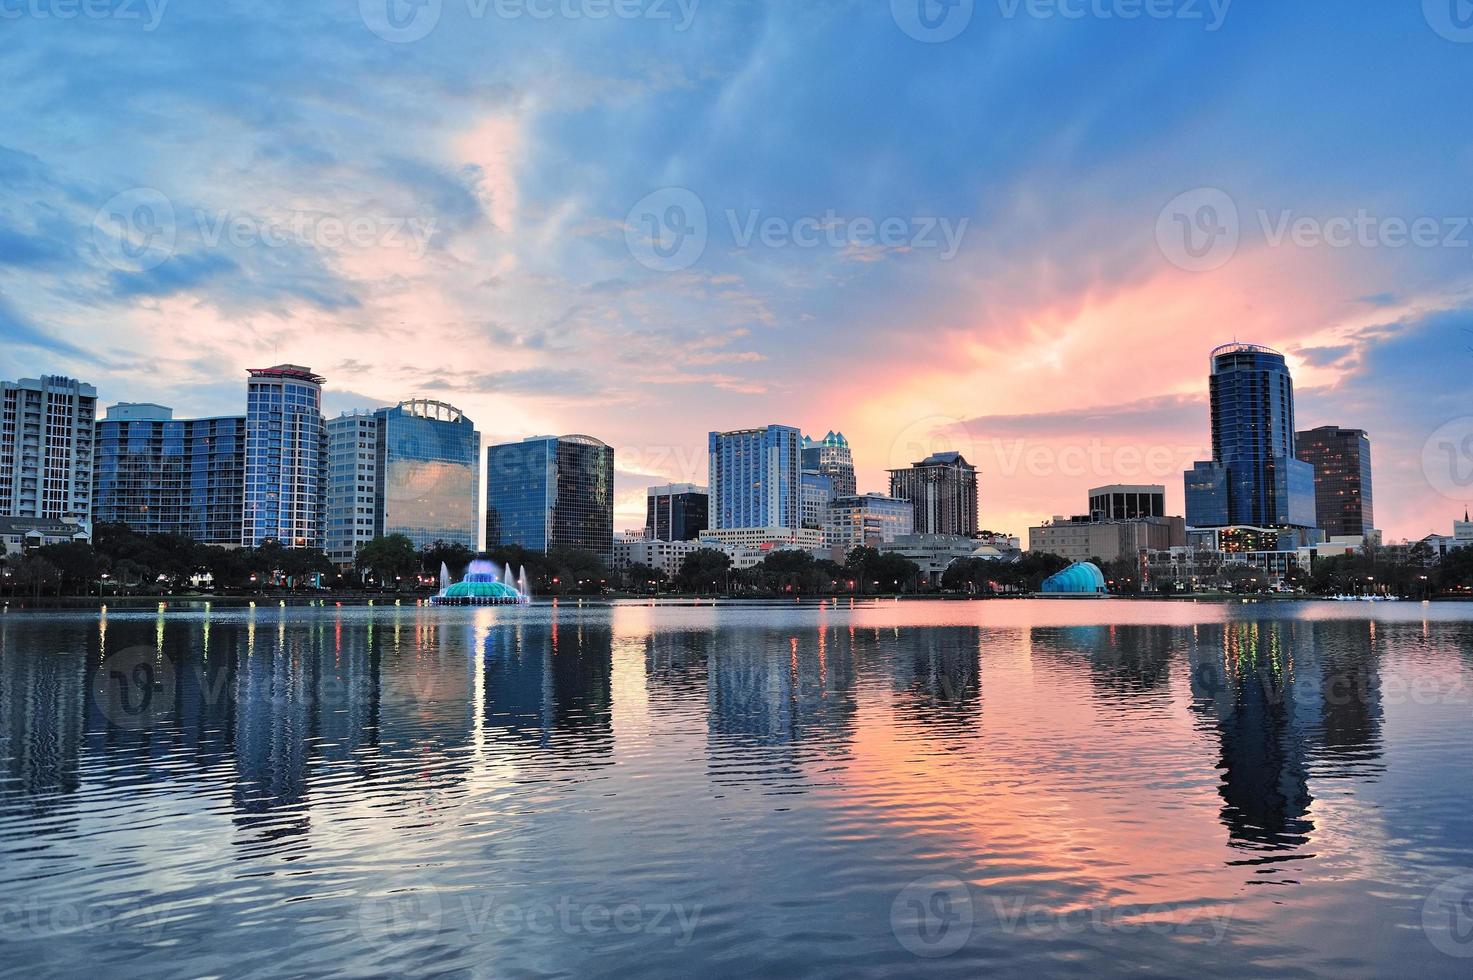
[2, 0, 1471, 542]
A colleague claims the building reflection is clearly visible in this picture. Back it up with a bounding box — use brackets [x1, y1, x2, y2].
[885, 626, 982, 736]
[1187, 618, 1384, 882]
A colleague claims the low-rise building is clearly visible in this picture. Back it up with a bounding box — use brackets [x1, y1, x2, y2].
[0, 516, 90, 554]
[612, 538, 711, 579]
[700, 526, 823, 550]
[882, 533, 1017, 586]
[824, 494, 914, 551]
[1030, 515, 1186, 563]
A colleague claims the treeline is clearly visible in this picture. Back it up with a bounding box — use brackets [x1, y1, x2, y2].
[623, 546, 928, 596]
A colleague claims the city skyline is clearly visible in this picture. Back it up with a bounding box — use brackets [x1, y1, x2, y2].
[2, 6, 1470, 541]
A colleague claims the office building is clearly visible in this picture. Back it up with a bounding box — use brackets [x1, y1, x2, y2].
[243, 365, 326, 548]
[612, 537, 710, 579]
[93, 402, 246, 544]
[706, 425, 803, 545]
[1295, 426, 1374, 537]
[1088, 484, 1165, 521]
[1029, 515, 1187, 564]
[823, 493, 914, 551]
[0, 375, 96, 524]
[486, 434, 613, 557]
[645, 483, 708, 541]
[325, 411, 379, 565]
[801, 470, 833, 531]
[801, 431, 856, 498]
[888, 451, 979, 537]
[1183, 343, 1317, 535]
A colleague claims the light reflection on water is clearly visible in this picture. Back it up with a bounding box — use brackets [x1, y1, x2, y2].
[1, 600, 1471, 978]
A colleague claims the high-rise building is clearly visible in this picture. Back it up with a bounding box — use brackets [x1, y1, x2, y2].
[888, 451, 979, 537]
[0, 375, 96, 524]
[645, 483, 708, 541]
[707, 425, 803, 544]
[824, 493, 914, 551]
[801, 431, 856, 498]
[326, 400, 480, 565]
[243, 365, 326, 549]
[486, 434, 614, 557]
[1088, 484, 1165, 521]
[325, 411, 379, 565]
[1294, 426, 1374, 538]
[93, 402, 246, 543]
[800, 470, 833, 531]
[1183, 344, 1316, 534]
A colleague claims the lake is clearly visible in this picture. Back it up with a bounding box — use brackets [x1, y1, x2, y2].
[2, 599, 1472, 978]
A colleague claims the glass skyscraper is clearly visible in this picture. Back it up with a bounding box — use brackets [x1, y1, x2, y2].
[645, 483, 708, 541]
[93, 403, 246, 544]
[243, 365, 326, 548]
[1295, 425, 1374, 537]
[709, 425, 803, 535]
[486, 434, 613, 557]
[1183, 344, 1317, 534]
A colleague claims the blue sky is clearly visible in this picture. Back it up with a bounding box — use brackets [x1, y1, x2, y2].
[2, 0, 1470, 537]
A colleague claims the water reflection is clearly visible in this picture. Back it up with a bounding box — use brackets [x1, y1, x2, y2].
[0, 602, 1468, 978]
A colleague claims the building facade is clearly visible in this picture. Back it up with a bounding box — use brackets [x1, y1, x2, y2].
[1088, 484, 1165, 521]
[93, 402, 246, 544]
[888, 451, 979, 537]
[486, 434, 614, 557]
[800, 471, 833, 531]
[612, 537, 709, 578]
[325, 411, 379, 565]
[708, 425, 803, 541]
[823, 493, 914, 551]
[1295, 426, 1374, 538]
[645, 483, 709, 541]
[243, 365, 326, 548]
[0, 375, 96, 524]
[801, 431, 856, 498]
[1183, 343, 1317, 534]
[375, 399, 480, 552]
[1028, 515, 1187, 564]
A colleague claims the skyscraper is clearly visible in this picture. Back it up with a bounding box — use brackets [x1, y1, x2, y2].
[707, 425, 803, 544]
[0, 375, 96, 524]
[93, 402, 246, 543]
[888, 451, 979, 537]
[1183, 344, 1316, 535]
[645, 483, 708, 541]
[486, 434, 613, 557]
[243, 365, 326, 548]
[1294, 426, 1374, 538]
[328, 400, 480, 565]
[801, 431, 856, 498]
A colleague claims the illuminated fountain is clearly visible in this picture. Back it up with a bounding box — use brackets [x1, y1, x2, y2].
[430, 557, 531, 606]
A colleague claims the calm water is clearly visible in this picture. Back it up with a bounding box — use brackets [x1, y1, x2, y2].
[2, 599, 1473, 978]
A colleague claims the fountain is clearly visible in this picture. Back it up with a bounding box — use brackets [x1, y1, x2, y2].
[430, 556, 531, 606]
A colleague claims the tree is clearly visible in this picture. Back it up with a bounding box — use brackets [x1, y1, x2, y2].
[355, 535, 419, 587]
[420, 540, 475, 580]
[677, 548, 732, 593]
[622, 562, 666, 593]
[34, 542, 100, 596]
[13, 554, 61, 598]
